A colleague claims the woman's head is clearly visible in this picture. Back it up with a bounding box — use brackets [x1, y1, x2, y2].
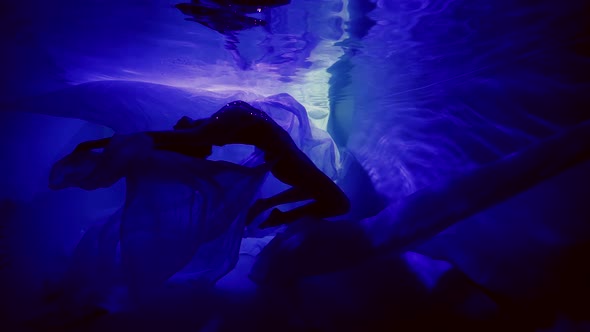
[49, 150, 104, 190]
[173, 116, 209, 130]
[49, 149, 128, 191]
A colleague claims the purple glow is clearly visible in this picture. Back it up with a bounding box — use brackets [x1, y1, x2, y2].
[1, 0, 590, 330]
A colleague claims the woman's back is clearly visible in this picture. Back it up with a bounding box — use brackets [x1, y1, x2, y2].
[205, 101, 297, 155]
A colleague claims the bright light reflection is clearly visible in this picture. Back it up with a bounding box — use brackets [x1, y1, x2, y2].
[63, 2, 351, 132]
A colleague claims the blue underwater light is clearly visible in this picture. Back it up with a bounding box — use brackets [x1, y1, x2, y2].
[1, 0, 590, 331]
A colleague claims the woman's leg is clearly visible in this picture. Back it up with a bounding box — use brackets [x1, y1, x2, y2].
[258, 152, 350, 227]
[259, 191, 350, 228]
[246, 186, 313, 225]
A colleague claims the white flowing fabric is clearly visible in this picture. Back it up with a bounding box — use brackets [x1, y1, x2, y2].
[49, 133, 270, 303]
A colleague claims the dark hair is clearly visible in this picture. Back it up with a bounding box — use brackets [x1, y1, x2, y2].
[174, 117, 209, 130]
[194, 144, 213, 158]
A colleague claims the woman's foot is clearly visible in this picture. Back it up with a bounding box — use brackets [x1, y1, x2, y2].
[259, 208, 284, 229]
[245, 198, 269, 225]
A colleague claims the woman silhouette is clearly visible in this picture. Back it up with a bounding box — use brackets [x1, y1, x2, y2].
[76, 101, 350, 228]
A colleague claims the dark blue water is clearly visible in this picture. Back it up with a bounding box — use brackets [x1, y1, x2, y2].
[1, 0, 590, 331]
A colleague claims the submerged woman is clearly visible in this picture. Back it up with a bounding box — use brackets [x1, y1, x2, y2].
[76, 101, 350, 228]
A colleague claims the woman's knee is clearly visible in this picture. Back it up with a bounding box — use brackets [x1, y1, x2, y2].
[323, 190, 350, 216]
[335, 193, 351, 215]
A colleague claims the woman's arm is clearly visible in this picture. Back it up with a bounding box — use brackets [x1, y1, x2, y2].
[75, 137, 112, 151]
[147, 129, 211, 148]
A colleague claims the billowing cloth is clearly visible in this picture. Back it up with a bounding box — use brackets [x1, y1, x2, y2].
[363, 119, 590, 253]
[49, 133, 270, 303]
[4, 91, 590, 330]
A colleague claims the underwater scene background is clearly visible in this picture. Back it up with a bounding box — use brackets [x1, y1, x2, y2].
[1, 0, 590, 331]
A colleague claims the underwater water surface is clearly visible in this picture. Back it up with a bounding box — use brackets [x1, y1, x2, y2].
[1, 0, 590, 331]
